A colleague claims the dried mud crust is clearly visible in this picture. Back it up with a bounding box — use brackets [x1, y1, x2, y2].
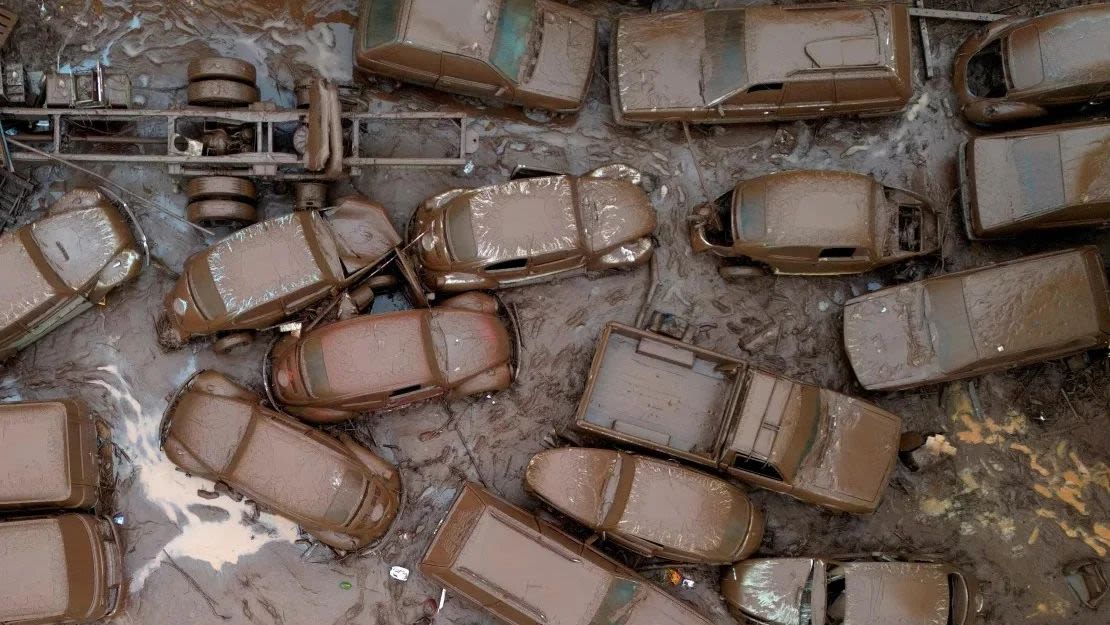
[0, 1, 1106, 625]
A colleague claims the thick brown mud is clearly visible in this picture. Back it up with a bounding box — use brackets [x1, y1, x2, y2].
[0, 1, 1106, 624]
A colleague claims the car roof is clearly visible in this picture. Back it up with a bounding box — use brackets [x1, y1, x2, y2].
[970, 122, 1110, 230]
[169, 391, 255, 474]
[742, 171, 878, 251]
[1004, 5, 1110, 92]
[303, 309, 438, 397]
[403, 0, 500, 59]
[0, 517, 70, 622]
[838, 562, 949, 625]
[201, 212, 342, 318]
[445, 176, 580, 263]
[0, 402, 74, 505]
[0, 230, 61, 337]
[615, 455, 752, 558]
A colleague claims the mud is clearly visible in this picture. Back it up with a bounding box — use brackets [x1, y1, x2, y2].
[0, 1, 1107, 625]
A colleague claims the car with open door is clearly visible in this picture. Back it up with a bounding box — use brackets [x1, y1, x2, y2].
[525, 447, 764, 564]
[408, 164, 656, 292]
[609, 2, 913, 125]
[162, 194, 420, 353]
[355, 0, 597, 112]
[954, 4, 1110, 126]
[723, 554, 983, 625]
[161, 370, 402, 552]
[268, 292, 514, 424]
[689, 170, 938, 279]
[0, 187, 144, 361]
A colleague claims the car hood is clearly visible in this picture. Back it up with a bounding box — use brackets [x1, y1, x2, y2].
[577, 178, 656, 254]
[793, 392, 900, 509]
[519, 1, 597, 102]
[430, 309, 512, 385]
[843, 283, 940, 390]
[722, 558, 816, 625]
[613, 12, 707, 112]
[839, 562, 950, 625]
[524, 448, 620, 527]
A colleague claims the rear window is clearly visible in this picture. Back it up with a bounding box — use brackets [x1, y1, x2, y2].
[737, 184, 766, 240]
[490, 0, 536, 80]
[702, 10, 748, 104]
[445, 204, 478, 261]
[361, 0, 403, 49]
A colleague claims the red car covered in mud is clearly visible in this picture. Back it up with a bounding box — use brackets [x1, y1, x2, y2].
[162, 195, 404, 353]
[954, 4, 1110, 125]
[161, 370, 402, 551]
[268, 292, 513, 423]
[0, 188, 144, 361]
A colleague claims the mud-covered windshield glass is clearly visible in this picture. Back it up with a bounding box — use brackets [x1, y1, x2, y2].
[588, 577, 641, 625]
[702, 10, 748, 105]
[445, 203, 478, 261]
[490, 0, 536, 80]
[361, 0, 403, 49]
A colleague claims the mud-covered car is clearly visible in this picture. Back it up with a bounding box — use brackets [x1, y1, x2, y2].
[525, 448, 764, 564]
[0, 188, 143, 361]
[0, 514, 124, 625]
[408, 165, 656, 292]
[269, 292, 513, 424]
[161, 370, 402, 551]
[690, 170, 938, 278]
[722, 556, 982, 625]
[421, 482, 715, 625]
[0, 400, 100, 512]
[960, 120, 1110, 238]
[163, 195, 404, 352]
[355, 0, 597, 112]
[845, 247, 1110, 391]
[574, 323, 902, 514]
[610, 2, 912, 125]
[954, 4, 1110, 126]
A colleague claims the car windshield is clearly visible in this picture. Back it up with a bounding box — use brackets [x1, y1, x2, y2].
[490, 0, 536, 80]
[702, 10, 748, 105]
[361, 0, 403, 49]
[588, 577, 641, 625]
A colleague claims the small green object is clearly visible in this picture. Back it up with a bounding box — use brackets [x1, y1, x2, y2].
[340, 581, 353, 590]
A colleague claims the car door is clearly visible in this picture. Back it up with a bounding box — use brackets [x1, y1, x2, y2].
[528, 249, 582, 280]
[718, 83, 785, 121]
[365, 42, 443, 88]
[834, 72, 899, 113]
[781, 73, 836, 118]
[438, 54, 514, 99]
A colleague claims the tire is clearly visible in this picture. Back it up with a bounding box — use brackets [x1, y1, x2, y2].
[187, 80, 260, 106]
[187, 200, 258, 228]
[188, 57, 257, 84]
[212, 332, 254, 355]
[719, 265, 767, 281]
[186, 176, 256, 203]
[366, 275, 397, 290]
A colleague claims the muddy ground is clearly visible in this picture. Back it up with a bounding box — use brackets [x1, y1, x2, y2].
[0, 0, 1107, 624]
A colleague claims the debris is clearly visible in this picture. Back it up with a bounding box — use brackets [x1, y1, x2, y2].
[339, 580, 353, 590]
[112, 513, 126, 525]
[390, 566, 410, 581]
[1064, 559, 1107, 609]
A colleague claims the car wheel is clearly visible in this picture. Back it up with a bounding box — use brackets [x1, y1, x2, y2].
[186, 176, 256, 203]
[212, 332, 254, 355]
[719, 265, 767, 281]
[187, 57, 257, 83]
[187, 199, 258, 228]
[187, 79, 260, 106]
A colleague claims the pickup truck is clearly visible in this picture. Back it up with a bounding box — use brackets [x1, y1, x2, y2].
[572, 322, 902, 513]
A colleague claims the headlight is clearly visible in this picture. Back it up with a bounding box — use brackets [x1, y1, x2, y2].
[173, 298, 189, 316]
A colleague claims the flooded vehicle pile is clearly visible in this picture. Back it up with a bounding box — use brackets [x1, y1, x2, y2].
[0, 1, 1107, 625]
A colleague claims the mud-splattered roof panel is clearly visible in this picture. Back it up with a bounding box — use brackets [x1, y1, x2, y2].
[614, 11, 708, 111]
[404, 0, 500, 58]
[1005, 5, 1110, 92]
[0, 232, 59, 333]
[754, 171, 876, 250]
[0, 402, 72, 505]
[839, 562, 948, 625]
[304, 311, 436, 396]
[0, 518, 68, 621]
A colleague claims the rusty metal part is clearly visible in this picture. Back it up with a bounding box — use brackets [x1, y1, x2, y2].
[1064, 559, 1108, 609]
[186, 176, 256, 203]
[907, 6, 1007, 22]
[0, 8, 16, 50]
[293, 182, 327, 211]
[1, 63, 24, 104]
[187, 57, 257, 84]
[0, 107, 473, 179]
[186, 199, 258, 227]
[187, 80, 260, 106]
